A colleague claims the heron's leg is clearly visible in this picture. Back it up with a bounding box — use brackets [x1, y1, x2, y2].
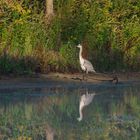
[82, 74, 85, 80]
[86, 70, 89, 79]
[86, 73, 88, 80]
[83, 70, 88, 81]
[82, 72, 86, 80]
[82, 69, 88, 81]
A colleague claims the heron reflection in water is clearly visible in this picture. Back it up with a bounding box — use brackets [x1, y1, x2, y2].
[77, 91, 96, 121]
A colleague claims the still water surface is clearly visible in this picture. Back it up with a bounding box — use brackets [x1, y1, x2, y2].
[0, 83, 140, 140]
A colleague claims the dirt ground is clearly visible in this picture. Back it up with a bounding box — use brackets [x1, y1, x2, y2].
[45, 72, 140, 82]
[0, 72, 140, 90]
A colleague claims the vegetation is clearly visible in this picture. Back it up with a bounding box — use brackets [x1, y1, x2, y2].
[0, 0, 140, 74]
[0, 86, 139, 139]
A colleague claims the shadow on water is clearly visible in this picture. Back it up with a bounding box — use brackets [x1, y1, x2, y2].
[0, 83, 140, 140]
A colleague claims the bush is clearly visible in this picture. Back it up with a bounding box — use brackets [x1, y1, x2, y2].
[59, 43, 79, 72]
[0, 0, 140, 74]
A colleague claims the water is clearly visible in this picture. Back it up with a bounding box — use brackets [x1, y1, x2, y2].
[0, 82, 140, 140]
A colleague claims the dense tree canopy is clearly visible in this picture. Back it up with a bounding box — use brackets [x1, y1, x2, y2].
[0, 0, 140, 74]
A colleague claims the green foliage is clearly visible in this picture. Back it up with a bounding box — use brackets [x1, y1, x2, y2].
[59, 43, 79, 71]
[0, 0, 140, 74]
[0, 55, 36, 74]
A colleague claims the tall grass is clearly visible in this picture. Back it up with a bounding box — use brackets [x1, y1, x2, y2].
[0, 0, 140, 74]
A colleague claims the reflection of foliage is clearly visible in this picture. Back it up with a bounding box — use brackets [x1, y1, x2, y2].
[0, 87, 139, 139]
[124, 90, 140, 118]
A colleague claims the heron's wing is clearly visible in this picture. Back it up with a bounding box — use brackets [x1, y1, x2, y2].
[83, 59, 95, 72]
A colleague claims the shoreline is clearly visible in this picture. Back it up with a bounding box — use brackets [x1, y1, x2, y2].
[0, 72, 140, 81]
[1, 72, 140, 81]
[0, 72, 140, 90]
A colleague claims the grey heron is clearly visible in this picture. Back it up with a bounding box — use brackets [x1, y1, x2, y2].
[77, 91, 96, 121]
[77, 44, 96, 79]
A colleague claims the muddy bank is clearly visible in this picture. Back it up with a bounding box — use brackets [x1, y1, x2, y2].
[0, 73, 140, 91]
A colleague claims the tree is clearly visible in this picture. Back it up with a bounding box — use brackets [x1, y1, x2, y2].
[46, 0, 54, 16]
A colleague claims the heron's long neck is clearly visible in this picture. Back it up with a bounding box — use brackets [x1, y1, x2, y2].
[79, 47, 83, 60]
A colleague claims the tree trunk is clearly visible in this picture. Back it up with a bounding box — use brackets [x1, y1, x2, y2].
[46, 0, 54, 16]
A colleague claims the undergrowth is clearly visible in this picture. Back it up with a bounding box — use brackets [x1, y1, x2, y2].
[0, 0, 140, 74]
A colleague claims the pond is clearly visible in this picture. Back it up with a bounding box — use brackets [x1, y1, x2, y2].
[0, 81, 140, 140]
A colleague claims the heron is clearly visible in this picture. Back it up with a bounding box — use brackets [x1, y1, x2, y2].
[77, 91, 96, 121]
[77, 44, 96, 80]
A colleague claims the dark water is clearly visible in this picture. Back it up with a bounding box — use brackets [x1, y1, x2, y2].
[0, 83, 140, 140]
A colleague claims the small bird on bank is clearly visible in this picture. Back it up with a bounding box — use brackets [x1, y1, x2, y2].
[77, 44, 96, 79]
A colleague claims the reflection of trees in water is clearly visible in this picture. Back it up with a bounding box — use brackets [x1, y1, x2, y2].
[107, 87, 140, 118]
[0, 86, 139, 139]
[0, 91, 79, 139]
[74, 88, 140, 140]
